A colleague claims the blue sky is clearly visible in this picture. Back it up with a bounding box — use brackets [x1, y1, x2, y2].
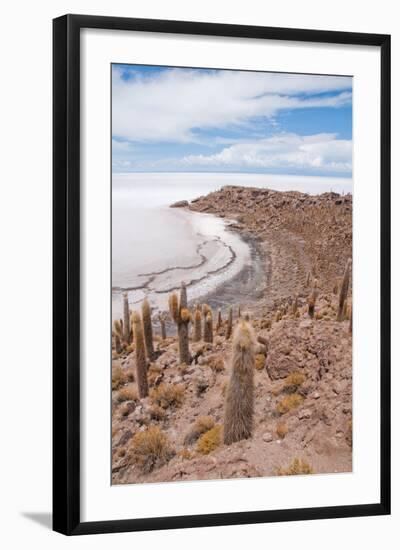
[112, 64, 352, 177]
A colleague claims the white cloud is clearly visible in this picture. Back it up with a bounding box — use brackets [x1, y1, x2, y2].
[112, 68, 352, 143]
[181, 133, 352, 173]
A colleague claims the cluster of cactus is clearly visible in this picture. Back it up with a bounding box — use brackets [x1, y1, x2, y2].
[169, 283, 191, 364]
[223, 320, 255, 444]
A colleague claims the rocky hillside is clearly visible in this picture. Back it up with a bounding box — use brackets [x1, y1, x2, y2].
[111, 186, 352, 485]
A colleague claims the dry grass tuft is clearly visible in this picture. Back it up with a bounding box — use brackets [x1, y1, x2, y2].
[129, 426, 174, 473]
[112, 366, 126, 391]
[276, 422, 288, 439]
[150, 383, 184, 409]
[283, 371, 306, 393]
[184, 416, 215, 445]
[116, 385, 138, 403]
[276, 393, 304, 414]
[255, 353, 266, 371]
[277, 457, 314, 476]
[196, 425, 222, 455]
[149, 404, 166, 421]
[179, 448, 194, 460]
[208, 356, 225, 372]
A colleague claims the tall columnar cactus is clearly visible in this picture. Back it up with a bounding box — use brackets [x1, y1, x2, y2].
[169, 282, 191, 364]
[216, 309, 222, 331]
[193, 309, 202, 342]
[223, 320, 255, 445]
[226, 306, 233, 340]
[141, 298, 155, 360]
[292, 294, 298, 315]
[132, 311, 149, 398]
[308, 288, 318, 318]
[306, 271, 311, 287]
[122, 292, 131, 343]
[158, 314, 167, 340]
[202, 304, 211, 338]
[204, 311, 213, 343]
[114, 333, 122, 354]
[337, 259, 351, 321]
[113, 319, 122, 353]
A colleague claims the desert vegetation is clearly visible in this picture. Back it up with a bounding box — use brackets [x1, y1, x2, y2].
[111, 186, 352, 484]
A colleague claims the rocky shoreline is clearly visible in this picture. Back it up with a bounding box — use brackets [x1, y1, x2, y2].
[111, 185, 353, 485]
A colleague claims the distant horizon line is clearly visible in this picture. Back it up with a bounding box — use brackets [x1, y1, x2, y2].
[112, 171, 352, 180]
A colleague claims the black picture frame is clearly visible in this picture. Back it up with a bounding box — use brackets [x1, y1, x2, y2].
[53, 14, 391, 536]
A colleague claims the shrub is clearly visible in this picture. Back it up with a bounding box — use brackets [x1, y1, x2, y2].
[149, 404, 166, 421]
[276, 393, 304, 414]
[129, 426, 174, 473]
[116, 385, 138, 403]
[208, 356, 225, 372]
[150, 383, 184, 409]
[283, 371, 306, 393]
[179, 448, 193, 460]
[276, 422, 288, 439]
[184, 416, 215, 445]
[197, 425, 222, 455]
[112, 366, 126, 390]
[255, 353, 266, 371]
[148, 364, 162, 386]
[277, 458, 314, 476]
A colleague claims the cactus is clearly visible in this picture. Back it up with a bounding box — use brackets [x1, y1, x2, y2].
[169, 282, 191, 364]
[349, 304, 353, 334]
[216, 309, 222, 331]
[132, 311, 149, 398]
[114, 333, 122, 354]
[308, 289, 318, 318]
[306, 271, 311, 287]
[122, 292, 131, 343]
[158, 314, 167, 340]
[141, 298, 155, 360]
[193, 309, 202, 342]
[204, 311, 213, 343]
[113, 319, 122, 336]
[223, 321, 255, 445]
[237, 305, 241, 318]
[292, 294, 298, 315]
[337, 259, 351, 321]
[226, 306, 233, 339]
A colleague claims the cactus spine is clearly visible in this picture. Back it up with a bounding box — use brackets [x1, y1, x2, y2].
[193, 309, 202, 342]
[169, 282, 191, 364]
[132, 311, 148, 398]
[226, 306, 233, 339]
[223, 321, 255, 445]
[141, 298, 155, 360]
[122, 292, 131, 343]
[337, 259, 351, 321]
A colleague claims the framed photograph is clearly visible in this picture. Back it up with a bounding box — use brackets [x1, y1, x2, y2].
[53, 14, 391, 535]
